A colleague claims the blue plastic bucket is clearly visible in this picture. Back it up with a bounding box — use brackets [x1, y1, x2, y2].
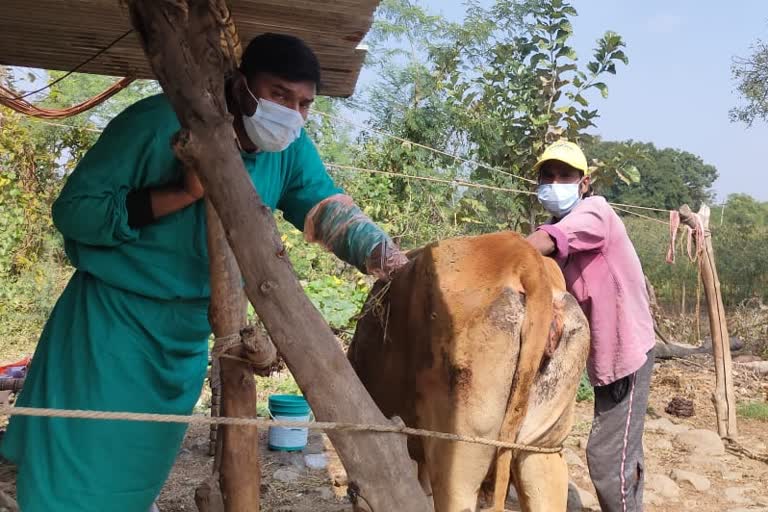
[268, 394, 311, 451]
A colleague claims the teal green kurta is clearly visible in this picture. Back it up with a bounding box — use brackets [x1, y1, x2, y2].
[1, 94, 341, 512]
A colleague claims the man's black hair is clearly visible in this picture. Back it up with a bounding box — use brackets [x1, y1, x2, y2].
[240, 33, 321, 86]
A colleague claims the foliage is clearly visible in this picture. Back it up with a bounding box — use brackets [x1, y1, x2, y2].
[714, 193, 768, 229]
[40, 71, 160, 128]
[576, 372, 594, 402]
[737, 401, 768, 422]
[276, 214, 370, 333]
[352, 0, 634, 240]
[0, 66, 156, 359]
[432, 0, 631, 231]
[255, 374, 302, 417]
[0, 240, 72, 362]
[0, 101, 90, 277]
[0, 68, 157, 278]
[624, 206, 768, 311]
[728, 299, 768, 359]
[731, 39, 768, 126]
[585, 139, 718, 210]
[1, 3, 766, 375]
[304, 276, 369, 331]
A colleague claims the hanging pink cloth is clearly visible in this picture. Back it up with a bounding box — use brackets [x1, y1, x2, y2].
[666, 210, 681, 264]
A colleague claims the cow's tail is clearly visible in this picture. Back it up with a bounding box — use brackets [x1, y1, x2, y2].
[492, 247, 554, 512]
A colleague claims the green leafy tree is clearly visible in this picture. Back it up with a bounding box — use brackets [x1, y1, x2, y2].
[731, 39, 768, 126]
[426, 0, 631, 231]
[716, 193, 768, 229]
[585, 139, 718, 210]
[339, 0, 471, 247]
[351, 0, 634, 239]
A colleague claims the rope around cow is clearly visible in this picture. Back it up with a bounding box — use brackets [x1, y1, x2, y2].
[0, 405, 562, 454]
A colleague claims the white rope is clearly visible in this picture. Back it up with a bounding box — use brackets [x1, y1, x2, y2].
[20, 116, 673, 219]
[612, 206, 670, 225]
[0, 405, 562, 453]
[312, 109, 537, 185]
[327, 163, 536, 196]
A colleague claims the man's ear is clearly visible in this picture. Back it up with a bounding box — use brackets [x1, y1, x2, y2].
[228, 71, 256, 116]
[580, 175, 591, 196]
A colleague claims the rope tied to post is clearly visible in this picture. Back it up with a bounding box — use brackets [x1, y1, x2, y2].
[211, 324, 277, 371]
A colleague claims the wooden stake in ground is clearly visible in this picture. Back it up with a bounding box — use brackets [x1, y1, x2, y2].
[199, 200, 276, 512]
[126, 1, 430, 510]
[678, 204, 738, 438]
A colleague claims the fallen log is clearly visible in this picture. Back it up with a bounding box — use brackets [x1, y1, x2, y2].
[654, 341, 705, 360]
[654, 337, 745, 360]
[736, 361, 768, 376]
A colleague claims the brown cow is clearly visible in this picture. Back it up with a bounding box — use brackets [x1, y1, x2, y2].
[348, 232, 590, 511]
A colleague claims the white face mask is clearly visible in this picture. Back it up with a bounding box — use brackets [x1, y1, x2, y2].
[241, 88, 305, 152]
[537, 182, 582, 218]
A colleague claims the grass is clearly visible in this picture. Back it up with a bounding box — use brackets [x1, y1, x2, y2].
[255, 373, 302, 417]
[737, 401, 768, 422]
[576, 372, 594, 402]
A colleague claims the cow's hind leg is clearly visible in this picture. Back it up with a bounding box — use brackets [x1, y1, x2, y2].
[418, 462, 435, 511]
[426, 441, 495, 512]
[512, 452, 568, 512]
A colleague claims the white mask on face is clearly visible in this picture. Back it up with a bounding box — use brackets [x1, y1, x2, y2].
[537, 181, 582, 218]
[241, 87, 305, 152]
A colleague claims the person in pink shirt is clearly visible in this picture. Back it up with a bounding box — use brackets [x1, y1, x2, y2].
[526, 140, 656, 512]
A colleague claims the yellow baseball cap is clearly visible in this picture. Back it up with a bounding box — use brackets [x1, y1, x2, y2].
[533, 140, 589, 175]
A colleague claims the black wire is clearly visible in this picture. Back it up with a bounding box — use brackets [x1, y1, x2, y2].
[7, 29, 134, 101]
[347, 482, 375, 512]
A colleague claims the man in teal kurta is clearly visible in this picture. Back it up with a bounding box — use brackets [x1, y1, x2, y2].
[1, 34, 409, 512]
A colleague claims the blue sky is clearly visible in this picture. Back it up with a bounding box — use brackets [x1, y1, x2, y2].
[373, 0, 768, 202]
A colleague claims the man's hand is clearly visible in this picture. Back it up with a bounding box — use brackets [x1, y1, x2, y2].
[182, 167, 205, 201]
[526, 230, 556, 256]
[366, 241, 409, 282]
[147, 168, 204, 221]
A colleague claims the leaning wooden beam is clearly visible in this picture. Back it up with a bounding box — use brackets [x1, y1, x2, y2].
[126, 1, 430, 510]
[679, 204, 737, 438]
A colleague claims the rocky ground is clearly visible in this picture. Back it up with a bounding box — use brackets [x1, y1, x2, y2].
[1, 356, 766, 511]
[156, 355, 767, 512]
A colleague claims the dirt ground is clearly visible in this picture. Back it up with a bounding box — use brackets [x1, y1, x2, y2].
[160, 355, 768, 512]
[1, 355, 767, 511]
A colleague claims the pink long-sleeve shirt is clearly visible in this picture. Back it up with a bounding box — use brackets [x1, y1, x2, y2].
[538, 196, 655, 386]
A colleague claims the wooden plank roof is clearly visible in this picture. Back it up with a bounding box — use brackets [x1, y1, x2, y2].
[0, 0, 381, 97]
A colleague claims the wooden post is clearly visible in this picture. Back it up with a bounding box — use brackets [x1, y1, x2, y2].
[678, 204, 737, 438]
[204, 200, 277, 511]
[127, 1, 430, 510]
[209, 358, 221, 457]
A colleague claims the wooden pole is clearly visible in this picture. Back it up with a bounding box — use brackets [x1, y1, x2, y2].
[209, 358, 221, 457]
[205, 201, 277, 511]
[127, 1, 430, 510]
[678, 204, 737, 438]
[681, 281, 686, 317]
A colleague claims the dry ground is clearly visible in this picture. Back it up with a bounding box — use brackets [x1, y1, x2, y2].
[1, 356, 766, 511]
